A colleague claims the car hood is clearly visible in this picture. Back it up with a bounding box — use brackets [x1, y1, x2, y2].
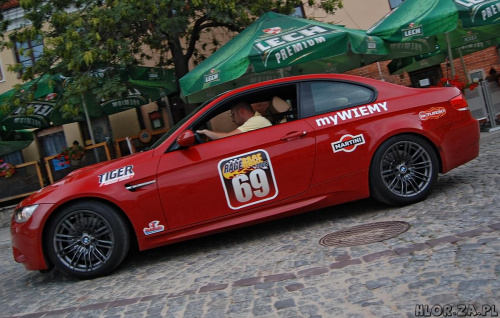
[20, 151, 155, 206]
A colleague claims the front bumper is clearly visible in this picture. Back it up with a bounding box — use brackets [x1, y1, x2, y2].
[11, 204, 53, 271]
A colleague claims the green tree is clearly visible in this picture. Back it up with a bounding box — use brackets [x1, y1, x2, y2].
[0, 0, 342, 116]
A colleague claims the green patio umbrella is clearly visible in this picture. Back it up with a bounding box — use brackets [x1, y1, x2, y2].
[75, 66, 177, 116]
[388, 53, 447, 75]
[0, 129, 34, 156]
[0, 74, 58, 102]
[99, 93, 149, 115]
[99, 67, 177, 115]
[180, 12, 390, 103]
[0, 74, 58, 120]
[0, 74, 105, 130]
[387, 36, 500, 74]
[59, 72, 149, 117]
[367, 0, 500, 76]
[127, 67, 177, 102]
[1, 67, 177, 130]
[0, 75, 67, 130]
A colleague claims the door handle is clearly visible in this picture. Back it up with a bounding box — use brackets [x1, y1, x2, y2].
[280, 131, 307, 141]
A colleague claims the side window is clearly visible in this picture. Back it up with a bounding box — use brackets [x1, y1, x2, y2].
[192, 84, 298, 140]
[300, 81, 375, 117]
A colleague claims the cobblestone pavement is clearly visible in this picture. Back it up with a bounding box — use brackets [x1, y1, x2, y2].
[0, 133, 499, 318]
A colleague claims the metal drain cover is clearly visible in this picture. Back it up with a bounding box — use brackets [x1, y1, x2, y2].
[319, 221, 410, 247]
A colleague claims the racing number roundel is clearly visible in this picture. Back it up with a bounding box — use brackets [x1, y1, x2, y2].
[218, 149, 278, 210]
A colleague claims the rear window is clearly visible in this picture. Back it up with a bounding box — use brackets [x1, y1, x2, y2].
[300, 81, 375, 117]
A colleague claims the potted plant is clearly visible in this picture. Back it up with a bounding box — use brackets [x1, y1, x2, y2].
[0, 159, 16, 178]
[56, 141, 85, 166]
[436, 76, 478, 93]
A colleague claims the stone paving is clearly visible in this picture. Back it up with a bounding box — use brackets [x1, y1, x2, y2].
[0, 132, 499, 318]
[0, 205, 15, 228]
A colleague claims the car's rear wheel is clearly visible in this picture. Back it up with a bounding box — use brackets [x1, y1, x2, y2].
[370, 135, 438, 206]
[45, 201, 130, 279]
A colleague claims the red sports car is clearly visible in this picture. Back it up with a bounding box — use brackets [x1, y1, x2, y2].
[11, 74, 479, 279]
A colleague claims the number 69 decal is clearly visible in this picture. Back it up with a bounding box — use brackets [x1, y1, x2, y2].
[218, 149, 278, 210]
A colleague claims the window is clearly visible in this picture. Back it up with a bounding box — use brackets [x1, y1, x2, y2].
[0, 57, 4, 82]
[389, 0, 405, 10]
[190, 84, 298, 141]
[38, 131, 67, 157]
[1, 151, 23, 166]
[300, 81, 375, 117]
[13, 36, 44, 71]
[291, 5, 306, 18]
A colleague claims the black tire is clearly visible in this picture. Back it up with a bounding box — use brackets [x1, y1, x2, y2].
[45, 201, 130, 279]
[370, 135, 439, 206]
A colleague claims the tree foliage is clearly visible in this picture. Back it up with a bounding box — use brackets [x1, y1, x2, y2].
[0, 0, 343, 114]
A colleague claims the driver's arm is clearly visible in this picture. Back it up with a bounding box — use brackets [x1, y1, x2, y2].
[197, 129, 242, 140]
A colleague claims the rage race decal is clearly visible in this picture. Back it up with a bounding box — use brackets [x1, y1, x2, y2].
[143, 221, 165, 235]
[98, 165, 134, 186]
[419, 107, 446, 121]
[218, 149, 278, 210]
[332, 134, 366, 153]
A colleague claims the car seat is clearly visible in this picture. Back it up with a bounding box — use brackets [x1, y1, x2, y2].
[269, 96, 292, 124]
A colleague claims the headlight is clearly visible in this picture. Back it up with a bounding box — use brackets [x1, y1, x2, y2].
[14, 205, 39, 223]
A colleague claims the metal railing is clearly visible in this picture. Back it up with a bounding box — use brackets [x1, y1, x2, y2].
[44, 142, 111, 184]
[0, 161, 44, 203]
[115, 129, 169, 157]
[1, 130, 171, 202]
[465, 81, 500, 131]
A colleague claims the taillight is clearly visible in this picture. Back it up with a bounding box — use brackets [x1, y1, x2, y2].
[449, 95, 469, 111]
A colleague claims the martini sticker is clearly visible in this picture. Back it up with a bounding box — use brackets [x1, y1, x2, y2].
[332, 134, 366, 153]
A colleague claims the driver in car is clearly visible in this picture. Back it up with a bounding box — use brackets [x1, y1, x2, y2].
[197, 101, 272, 140]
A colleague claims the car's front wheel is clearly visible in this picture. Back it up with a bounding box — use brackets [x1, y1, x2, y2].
[45, 201, 130, 279]
[370, 134, 439, 206]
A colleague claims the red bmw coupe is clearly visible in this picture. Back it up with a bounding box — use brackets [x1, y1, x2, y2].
[11, 74, 480, 279]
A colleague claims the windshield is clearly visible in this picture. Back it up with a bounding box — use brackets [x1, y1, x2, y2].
[148, 100, 210, 149]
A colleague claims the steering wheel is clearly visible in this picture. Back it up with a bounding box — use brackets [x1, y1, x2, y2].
[194, 131, 206, 144]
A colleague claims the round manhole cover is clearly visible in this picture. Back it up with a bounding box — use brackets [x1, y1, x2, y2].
[319, 221, 410, 247]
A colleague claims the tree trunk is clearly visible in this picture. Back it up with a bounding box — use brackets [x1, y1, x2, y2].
[168, 37, 199, 116]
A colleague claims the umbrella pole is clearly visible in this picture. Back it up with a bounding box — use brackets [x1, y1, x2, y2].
[458, 48, 469, 83]
[81, 93, 99, 163]
[377, 62, 384, 81]
[445, 33, 456, 77]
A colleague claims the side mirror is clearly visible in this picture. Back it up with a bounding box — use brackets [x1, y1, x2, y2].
[177, 130, 196, 147]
